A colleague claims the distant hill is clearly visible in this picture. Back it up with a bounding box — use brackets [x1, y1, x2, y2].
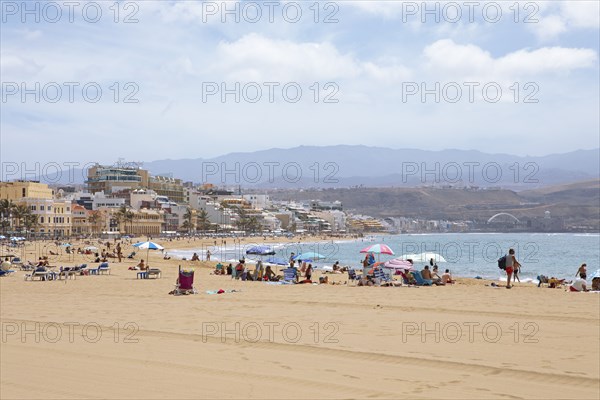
[267, 179, 600, 228]
[144, 146, 599, 189]
[34, 145, 599, 189]
[519, 179, 600, 209]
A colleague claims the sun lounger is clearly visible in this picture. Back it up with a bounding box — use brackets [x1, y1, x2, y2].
[98, 262, 111, 275]
[20, 262, 35, 271]
[0, 269, 15, 277]
[411, 271, 433, 286]
[147, 268, 162, 278]
[25, 268, 54, 281]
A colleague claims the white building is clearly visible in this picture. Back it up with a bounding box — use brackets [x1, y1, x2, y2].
[242, 194, 271, 210]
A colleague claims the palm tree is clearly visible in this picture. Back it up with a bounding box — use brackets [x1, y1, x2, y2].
[88, 210, 102, 236]
[23, 214, 38, 238]
[248, 216, 260, 233]
[125, 210, 134, 235]
[183, 207, 195, 233]
[12, 204, 31, 232]
[0, 199, 15, 234]
[115, 205, 134, 234]
[197, 210, 210, 232]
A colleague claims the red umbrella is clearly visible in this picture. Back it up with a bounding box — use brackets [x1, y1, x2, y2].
[359, 244, 394, 255]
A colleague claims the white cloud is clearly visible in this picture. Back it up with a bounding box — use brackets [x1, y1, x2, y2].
[560, 1, 600, 29]
[533, 15, 568, 41]
[0, 54, 44, 78]
[211, 33, 411, 83]
[529, 1, 600, 40]
[423, 39, 597, 81]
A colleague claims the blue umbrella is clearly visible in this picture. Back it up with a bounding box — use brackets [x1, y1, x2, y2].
[133, 241, 164, 262]
[246, 245, 276, 256]
[294, 252, 325, 261]
[264, 256, 288, 265]
[133, 241, 164, 250]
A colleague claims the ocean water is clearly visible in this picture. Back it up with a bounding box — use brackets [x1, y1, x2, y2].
[168, 233, 600, 281]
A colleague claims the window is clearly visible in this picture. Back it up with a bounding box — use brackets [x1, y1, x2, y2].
[31, 205, 36, 211]
[40, 205, 45, 211]
[40, 217, 44, 223]
[22, 188, 26, 197]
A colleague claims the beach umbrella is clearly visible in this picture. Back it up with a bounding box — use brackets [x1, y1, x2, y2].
[264, 256, 288, 266]
[61, 243, 72, 247]
[245, 245, 276, 256]
[359, 244, 394, 255]
[0, 235, 5, 240]
[293, 252, 325, 261]
[383, 258, 414, 270]
[591, 269, 600, 280]
[360, 243, 394, 263]
[133, 241, 164, 263]
[400, 252, 446, 263]
[84, 246, 98, 251]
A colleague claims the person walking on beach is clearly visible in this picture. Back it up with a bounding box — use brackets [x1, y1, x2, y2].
[513, 263, 521, 283]
[505, 248, 520, 289]
[116, 243, 122, 263]
[576, 263, 587, 280]
[206, 250, 211, 261]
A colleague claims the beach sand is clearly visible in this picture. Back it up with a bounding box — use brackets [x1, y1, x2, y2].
[1, 239, 599, 399]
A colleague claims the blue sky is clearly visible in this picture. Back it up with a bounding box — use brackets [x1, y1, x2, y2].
[1, 0, 599, 165]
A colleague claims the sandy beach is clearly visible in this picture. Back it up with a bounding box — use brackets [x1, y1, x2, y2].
[1, 239, 599, 399]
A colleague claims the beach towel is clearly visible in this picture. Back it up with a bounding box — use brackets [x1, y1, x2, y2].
[205, 289, 239, 294]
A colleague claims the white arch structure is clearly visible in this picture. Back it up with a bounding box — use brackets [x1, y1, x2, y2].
[487, 213, 520, 224]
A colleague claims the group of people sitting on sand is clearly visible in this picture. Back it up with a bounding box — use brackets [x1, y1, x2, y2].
[420, 265, 455, 285]
[210, 258, 315, 284]
[536, 263, 599, 292]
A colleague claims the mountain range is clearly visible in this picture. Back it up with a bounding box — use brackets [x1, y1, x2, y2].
[36, 146, 599, 190]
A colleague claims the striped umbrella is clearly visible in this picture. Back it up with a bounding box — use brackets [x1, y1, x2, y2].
[133, 241, 164, 263]
[360, 244, 394, 255]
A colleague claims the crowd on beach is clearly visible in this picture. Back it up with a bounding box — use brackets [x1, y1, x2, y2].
[1, 239, 599, 293]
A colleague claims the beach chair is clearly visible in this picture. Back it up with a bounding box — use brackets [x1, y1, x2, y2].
[373, 267, 388, 285]
[146, 268, 162, 279]
[25, 268, 50, 281]
[58, 266, 80, 280]
[20, 262, 35, 271]
[411, 271, 433, 286]
[0, 269, 15, 277]
[98, 262, 111, 275]
[171, 266, 197, 295]
[282, 268, 298, 283]
[11, 257, 22, 268]
[347, 268, 361, 285]
[374, 268, 401, 286]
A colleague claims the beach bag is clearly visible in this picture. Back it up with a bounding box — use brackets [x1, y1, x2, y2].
[498, 255, 507, 270]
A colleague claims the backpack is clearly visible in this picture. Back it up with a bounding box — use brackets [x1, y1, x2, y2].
[498, 255, 507, 270]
